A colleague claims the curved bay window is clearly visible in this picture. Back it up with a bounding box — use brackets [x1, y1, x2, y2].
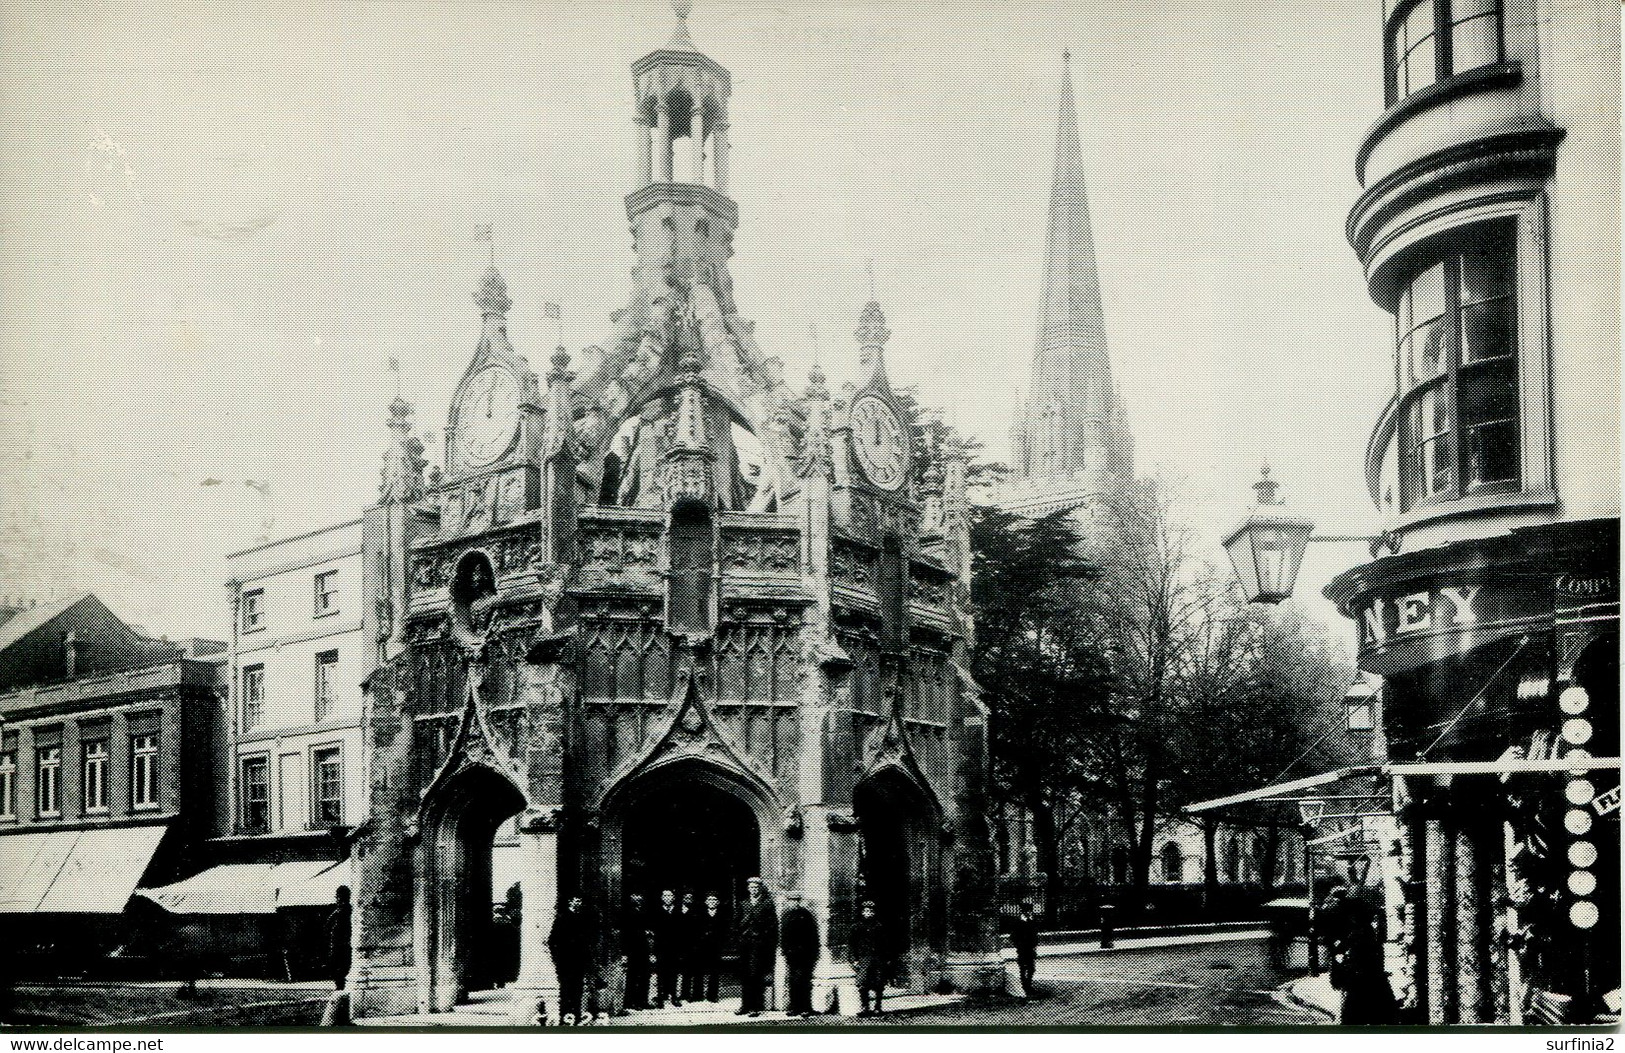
[1385, 0, 1503, 104]
[1395, 228, 1519, 511]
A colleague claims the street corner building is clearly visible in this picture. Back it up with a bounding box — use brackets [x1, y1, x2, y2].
[1326, 0, 1620, 1024]
[342, 7, 1001, 1021]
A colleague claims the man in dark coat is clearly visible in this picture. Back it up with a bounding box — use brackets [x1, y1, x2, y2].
[549, 895, 598, 1022]
[779, 892, 820, 1017]
[326, 885, 353, 991]
[690, 892, 728, 1002]
[678, 890, 700, 1001]
[849, 899, 888, 1016]
[1010, 900, 1040, 998]
[650, 888, 685, 1007]
[734, 877, 779, 1016]
[619, 891, 652, 1010]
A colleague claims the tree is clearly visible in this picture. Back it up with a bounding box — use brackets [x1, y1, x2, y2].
[969, 505, 1113, 912]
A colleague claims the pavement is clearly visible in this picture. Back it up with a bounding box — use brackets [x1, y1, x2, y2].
[1277, 974, 1339, 1022]
[354, 929, 1320, 1028]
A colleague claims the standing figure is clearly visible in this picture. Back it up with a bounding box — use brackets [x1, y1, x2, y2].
[651, 889, 685, 1007]
[691, 892, 728, 1002]
[1321, 887, 1399, 1025]
[549, 895, 598, 1022]
[679, 891, 700, 1001]
[734, 877, 779, 1017]
[620, 891, 652, 1011]
[1010, 900, 1040, 999]
[779, 892, 820, 1018]
[326, 886, 353, 991]
[849, 900, 888, 1016]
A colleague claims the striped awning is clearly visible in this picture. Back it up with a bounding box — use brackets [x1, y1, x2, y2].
[135, 859, 350, 914]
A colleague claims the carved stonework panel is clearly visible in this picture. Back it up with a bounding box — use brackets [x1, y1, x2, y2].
[830, 540, 877, 589]
[721, 531, 799, 574]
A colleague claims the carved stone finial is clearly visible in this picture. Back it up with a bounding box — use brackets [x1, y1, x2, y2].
[474, 265, 512, 317]
[379, 396, 427, 503]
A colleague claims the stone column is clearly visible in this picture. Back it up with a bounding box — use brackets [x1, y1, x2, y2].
[944, 679, 1002, 994]
[805, 810, 862, 1015]
[714, 121, 730, 195]
[1455, 822, 1488, 1022]
[348, 665, 421, 1019]
[1424, 812, 1452, 1024]
[655, 101, 672, 183]
[691, 104, 706, 184]
[636, 112, 652, 187]
[507, 811, 562, 1024]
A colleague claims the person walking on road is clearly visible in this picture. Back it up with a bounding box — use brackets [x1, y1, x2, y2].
[1010, 900, 1039, 999]
[779, 892, 819, 1017]
[734, 877, 778, 1017]
[849, 900, 888, 1016]
[1321, 887, 1400, 1025]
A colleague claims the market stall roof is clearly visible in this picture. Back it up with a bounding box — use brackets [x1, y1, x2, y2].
[135, 859, 351, 915]
[0, 825, 169, 913]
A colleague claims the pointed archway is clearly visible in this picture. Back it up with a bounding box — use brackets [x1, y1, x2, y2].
[417, 763, 527, 1012]
[853, 764, 945, 991]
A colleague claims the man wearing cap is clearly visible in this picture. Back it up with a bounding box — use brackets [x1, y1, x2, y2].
[849, 899, 888, 1016]
[734, 877, 778, 1016]
[779, 892, 819, 1017]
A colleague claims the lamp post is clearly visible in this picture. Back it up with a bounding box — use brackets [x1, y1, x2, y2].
[1298, 798, 1325, 976]
[1222, 465, 1374, 604]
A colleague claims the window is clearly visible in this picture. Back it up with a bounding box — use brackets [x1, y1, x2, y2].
[132, 733, 159, 809]
[314, 651, 339, 723]
[242, 665, 265, 732]
[0, 750, 15, 818]
[1386, 0, 1503, 105]
[314, 570, 339, 616]
[312, 747, 343, 826]
[241, 588, 265, 632]
[240, 756, 270, 832]
[37, 746, 61, 816]
[1395, 232, 1519, 511]
[82, 740, 109, 813]
[1160, 842, 1185, 883]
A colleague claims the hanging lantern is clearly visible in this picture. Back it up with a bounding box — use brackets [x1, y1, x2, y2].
[1224, 465, 1316, 604]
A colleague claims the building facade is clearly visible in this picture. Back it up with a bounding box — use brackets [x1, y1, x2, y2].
[220, 520, 370, 863]
[1327, 0, 1620, 1023]
[0, 595, 222, 960]
[346, 6, 999, 1021]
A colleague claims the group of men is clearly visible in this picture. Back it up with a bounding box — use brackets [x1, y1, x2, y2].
[548, 876, 896, 1020]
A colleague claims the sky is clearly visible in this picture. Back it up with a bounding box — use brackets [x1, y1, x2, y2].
[0, 0, 1395, 641]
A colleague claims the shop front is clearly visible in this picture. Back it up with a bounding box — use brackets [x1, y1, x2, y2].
[1327, 518, 1620, 1024]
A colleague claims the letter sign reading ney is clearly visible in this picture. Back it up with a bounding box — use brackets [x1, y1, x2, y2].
[1355, 581, 1547, 675]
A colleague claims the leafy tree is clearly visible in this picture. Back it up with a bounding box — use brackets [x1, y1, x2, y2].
[969, 505, 1112, 911]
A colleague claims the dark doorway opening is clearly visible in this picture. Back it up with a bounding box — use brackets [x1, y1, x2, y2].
[622, 777, 761, 919]
[855, 771, 923, 987]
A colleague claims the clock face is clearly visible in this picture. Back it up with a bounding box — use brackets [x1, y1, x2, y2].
[454, 366, 522, 468]
[849, 394, 909, 491]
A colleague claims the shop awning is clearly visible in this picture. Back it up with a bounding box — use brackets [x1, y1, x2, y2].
[134, 860, 349, 914]
[0, 825, 169, 913]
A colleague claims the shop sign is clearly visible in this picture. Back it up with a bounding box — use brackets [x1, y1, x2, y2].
[1593, 784, 1621, 817]
[1355, 580, 1549, 675]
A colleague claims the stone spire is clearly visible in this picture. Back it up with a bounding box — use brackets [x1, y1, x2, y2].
[1014, 51, 1129, 485]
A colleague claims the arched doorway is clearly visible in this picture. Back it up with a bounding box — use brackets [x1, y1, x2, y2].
[854, 767, 941, 990]
[597, 758, 780, 965]
[419, 764, 527, 1012]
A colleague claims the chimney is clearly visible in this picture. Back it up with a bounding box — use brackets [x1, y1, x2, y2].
[65, 629, 79, 680]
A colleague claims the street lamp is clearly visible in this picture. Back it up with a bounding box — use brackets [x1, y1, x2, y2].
[1223, 465, 1377, 604]
[1222, 466, 1315, 605]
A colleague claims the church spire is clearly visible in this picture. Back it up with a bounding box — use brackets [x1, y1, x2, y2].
[1015, 50, 1126, 485]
